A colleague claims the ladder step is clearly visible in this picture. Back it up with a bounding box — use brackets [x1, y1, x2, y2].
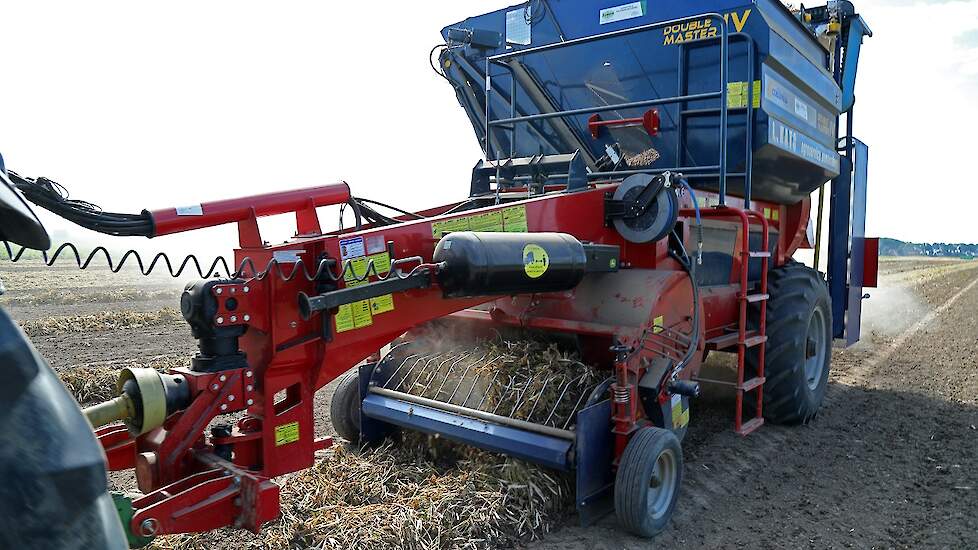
[741, 293, 769, 303]
[743, 334, 768, 348]
[706, 331, 740, 350]
[748, 251, 771, 258]
[738, 376, 765, 392]
[736, 417, 764, 436]
[706, 330, 767, 350]
[693, 377, 736, 387]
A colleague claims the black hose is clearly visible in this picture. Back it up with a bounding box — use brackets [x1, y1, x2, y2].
[354, 198, 426, 220]
[667, 234, 701, 376]
[8, 172, 153, 237]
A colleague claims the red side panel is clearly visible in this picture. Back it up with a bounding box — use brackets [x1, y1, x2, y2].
[863, 237, 879, 288]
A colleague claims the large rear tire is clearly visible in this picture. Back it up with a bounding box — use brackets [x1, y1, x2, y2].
[614, 427, 683, 538]
[747, 261, 832, 424]
[329, 370, 361, 444]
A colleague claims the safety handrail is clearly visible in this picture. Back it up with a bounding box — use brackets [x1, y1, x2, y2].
[484, 12, 731, 202]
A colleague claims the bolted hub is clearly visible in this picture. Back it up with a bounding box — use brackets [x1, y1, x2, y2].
[806, 338, 817, 359]
[181, 279, 249, 372]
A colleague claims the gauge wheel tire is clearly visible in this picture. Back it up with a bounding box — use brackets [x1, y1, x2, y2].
[746, 261, 832, 425]
[329, 370, 361, 444]
[614, 426, 683, 538]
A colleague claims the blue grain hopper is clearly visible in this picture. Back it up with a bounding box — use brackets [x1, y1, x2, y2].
[439, 0, 871, 205]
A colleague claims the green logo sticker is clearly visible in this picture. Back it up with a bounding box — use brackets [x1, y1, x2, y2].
[523, 244, 549, 279]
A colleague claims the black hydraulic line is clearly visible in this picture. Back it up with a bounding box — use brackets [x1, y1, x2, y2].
[354, 198, 426, 220]
[667, 241, 700, 377]
[8, 172, 153, 237]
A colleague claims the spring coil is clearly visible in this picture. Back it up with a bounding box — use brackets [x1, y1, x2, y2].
[612, 384, 631, 404]
[1, 240, 434, 284]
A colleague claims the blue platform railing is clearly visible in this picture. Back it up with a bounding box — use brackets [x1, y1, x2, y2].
[482, 12, 760, 207]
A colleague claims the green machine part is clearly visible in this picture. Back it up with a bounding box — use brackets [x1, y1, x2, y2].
[112, 493, 155, 549]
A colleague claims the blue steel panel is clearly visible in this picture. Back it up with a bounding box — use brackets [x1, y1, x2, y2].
[361, 394, 573, 471]
[574, 399, 614, 526]
[767, 33, 841, 109]
[358, 363, 394, 444]
[845, 139, 869, 346]
[841, 17, 873, 112]
[440, 0, 847, 205]
[827, 155, 852, 339]
[755, 0, 829, 70]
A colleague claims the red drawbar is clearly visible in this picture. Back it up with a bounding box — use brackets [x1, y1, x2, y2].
[150, 183, 351, 238]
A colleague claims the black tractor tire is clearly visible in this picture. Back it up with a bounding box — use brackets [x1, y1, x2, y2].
[329, 370, 361, 444]
[614, 427, 683, 538]
[746, 261, 832, 425]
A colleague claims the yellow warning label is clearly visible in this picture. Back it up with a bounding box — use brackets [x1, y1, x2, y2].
[335, 296, 376, 332]
[367, 252, 391, 276]
[336, 268, 371, 333]
[653, 315, 665, 334]
[370, 294, 395, 314]
[727, 80, 761, 109]
[334, 251, 395, 333]
[671, 395, 690, 428]
[522, 244, 549, 279]
[363, 251, 395, 316]
[275, 421, 300, 446]
[697, 196, 720, 208]
[351, 299, 373, 328]
[432, 205, 528, 238]
[335, 304, 355, 333]
[469, 210, 504, 232]
[503, 205, 528, 232]
[345, 257, 368, 283]
[431, 217, 471, 239]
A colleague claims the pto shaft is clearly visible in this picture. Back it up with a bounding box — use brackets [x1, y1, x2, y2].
[80, 367, 190, 435]
[83, 394, 136, 429]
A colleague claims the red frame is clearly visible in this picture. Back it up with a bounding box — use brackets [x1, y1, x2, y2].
[96, 181, 809, 536]
[587, 109, 660, 139]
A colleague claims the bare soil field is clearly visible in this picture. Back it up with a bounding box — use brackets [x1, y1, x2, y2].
[1, 257, 975, 549]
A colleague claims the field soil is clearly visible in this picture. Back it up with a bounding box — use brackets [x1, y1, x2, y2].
[1, 257, 975, 549]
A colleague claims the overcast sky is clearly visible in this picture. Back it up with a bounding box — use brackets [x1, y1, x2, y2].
[2, 0, 976, 259]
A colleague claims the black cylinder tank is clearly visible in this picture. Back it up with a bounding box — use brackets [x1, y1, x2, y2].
[433, 231, 587, 298]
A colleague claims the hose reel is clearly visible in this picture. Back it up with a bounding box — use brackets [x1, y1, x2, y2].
[605, 173, 680, 244]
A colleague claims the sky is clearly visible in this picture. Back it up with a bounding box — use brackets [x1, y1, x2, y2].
[1, 0, 976, 261]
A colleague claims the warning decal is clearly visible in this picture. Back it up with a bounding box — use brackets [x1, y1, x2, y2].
[522, 244, 549, 279]
[432, 205, 528, 239]
[275, 421, 300, 446]
[671, 394, 690, 428]
[334, 236, 395, 334]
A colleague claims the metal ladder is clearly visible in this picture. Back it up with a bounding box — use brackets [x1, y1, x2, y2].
[691, 207, 770, 436]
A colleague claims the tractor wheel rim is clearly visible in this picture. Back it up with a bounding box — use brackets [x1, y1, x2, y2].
[647, 447, 677, 520]
[804, 308, 828, 391]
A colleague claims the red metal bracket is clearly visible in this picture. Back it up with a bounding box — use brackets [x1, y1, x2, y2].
[95, 424, 137, 471]
[130, 454, 279, 536]
[211, 281, 265, 331]
[588, 109, 659, 139]
[862, 237, 879, 288]
[135, 368, 256, 491]
[149, 183, 351, 248]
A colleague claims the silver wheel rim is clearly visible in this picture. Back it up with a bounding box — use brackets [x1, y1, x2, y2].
[804, 308, 828, 391]
[647, 448, 678, 520]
